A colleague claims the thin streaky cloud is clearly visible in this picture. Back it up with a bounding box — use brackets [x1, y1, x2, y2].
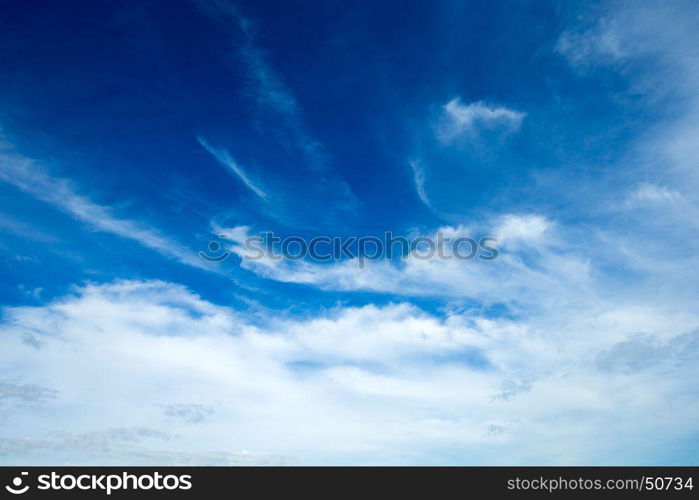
[197, 0, 325, 170]
[0, 142, 214, 273]
[193, 1, 363, 229]
[409, 160, 431, 208]
[197, 137, 268, 199]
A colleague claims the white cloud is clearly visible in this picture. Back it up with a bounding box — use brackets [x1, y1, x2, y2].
[409, 98, 526, 211]
[555, 18, 626, 70]
[196, 0, 328, 172]
[198, 137, 268, 199]
[2, 0, 699, 467]
[494, 214, 551, 246]
[222, 218, 594, 311]
[437, 99, 525, 145]
[0, 279, 696, 464]
[627, 183, 681, 204]
[0, 427, 282, 465]
[555, 1, 699, 93]
[0, 140, 214, 273]
[409, 160, 430, 207]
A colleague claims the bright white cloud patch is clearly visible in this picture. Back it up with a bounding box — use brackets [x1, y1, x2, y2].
[1, 279, 697, 464]
[437, 99, 525, 145]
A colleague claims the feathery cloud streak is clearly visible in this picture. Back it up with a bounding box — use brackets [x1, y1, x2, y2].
[0, 138, 211, 272]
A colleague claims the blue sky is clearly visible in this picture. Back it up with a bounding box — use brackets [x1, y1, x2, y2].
[0, 0, 698, 464]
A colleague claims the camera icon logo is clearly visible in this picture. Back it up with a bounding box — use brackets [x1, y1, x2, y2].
[199, 235, 231, 263]
[5, 472, 29, 495]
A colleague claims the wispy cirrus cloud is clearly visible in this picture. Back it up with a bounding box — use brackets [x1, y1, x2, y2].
[407, 98, 526, 214]
[194, 0, 330, 170]
[218, 215, 595, 311]
[550, 0, 699, 240]
[555, 18, 626, 71]
[626, 183, 681, 205]
[197, 137, 267, 199]
[0, 138, 212, 272]
[408, 160, 430, 208]
[0, 382, 57, 404]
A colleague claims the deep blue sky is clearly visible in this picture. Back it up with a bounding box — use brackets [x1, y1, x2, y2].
[0, 0, 647, 308]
